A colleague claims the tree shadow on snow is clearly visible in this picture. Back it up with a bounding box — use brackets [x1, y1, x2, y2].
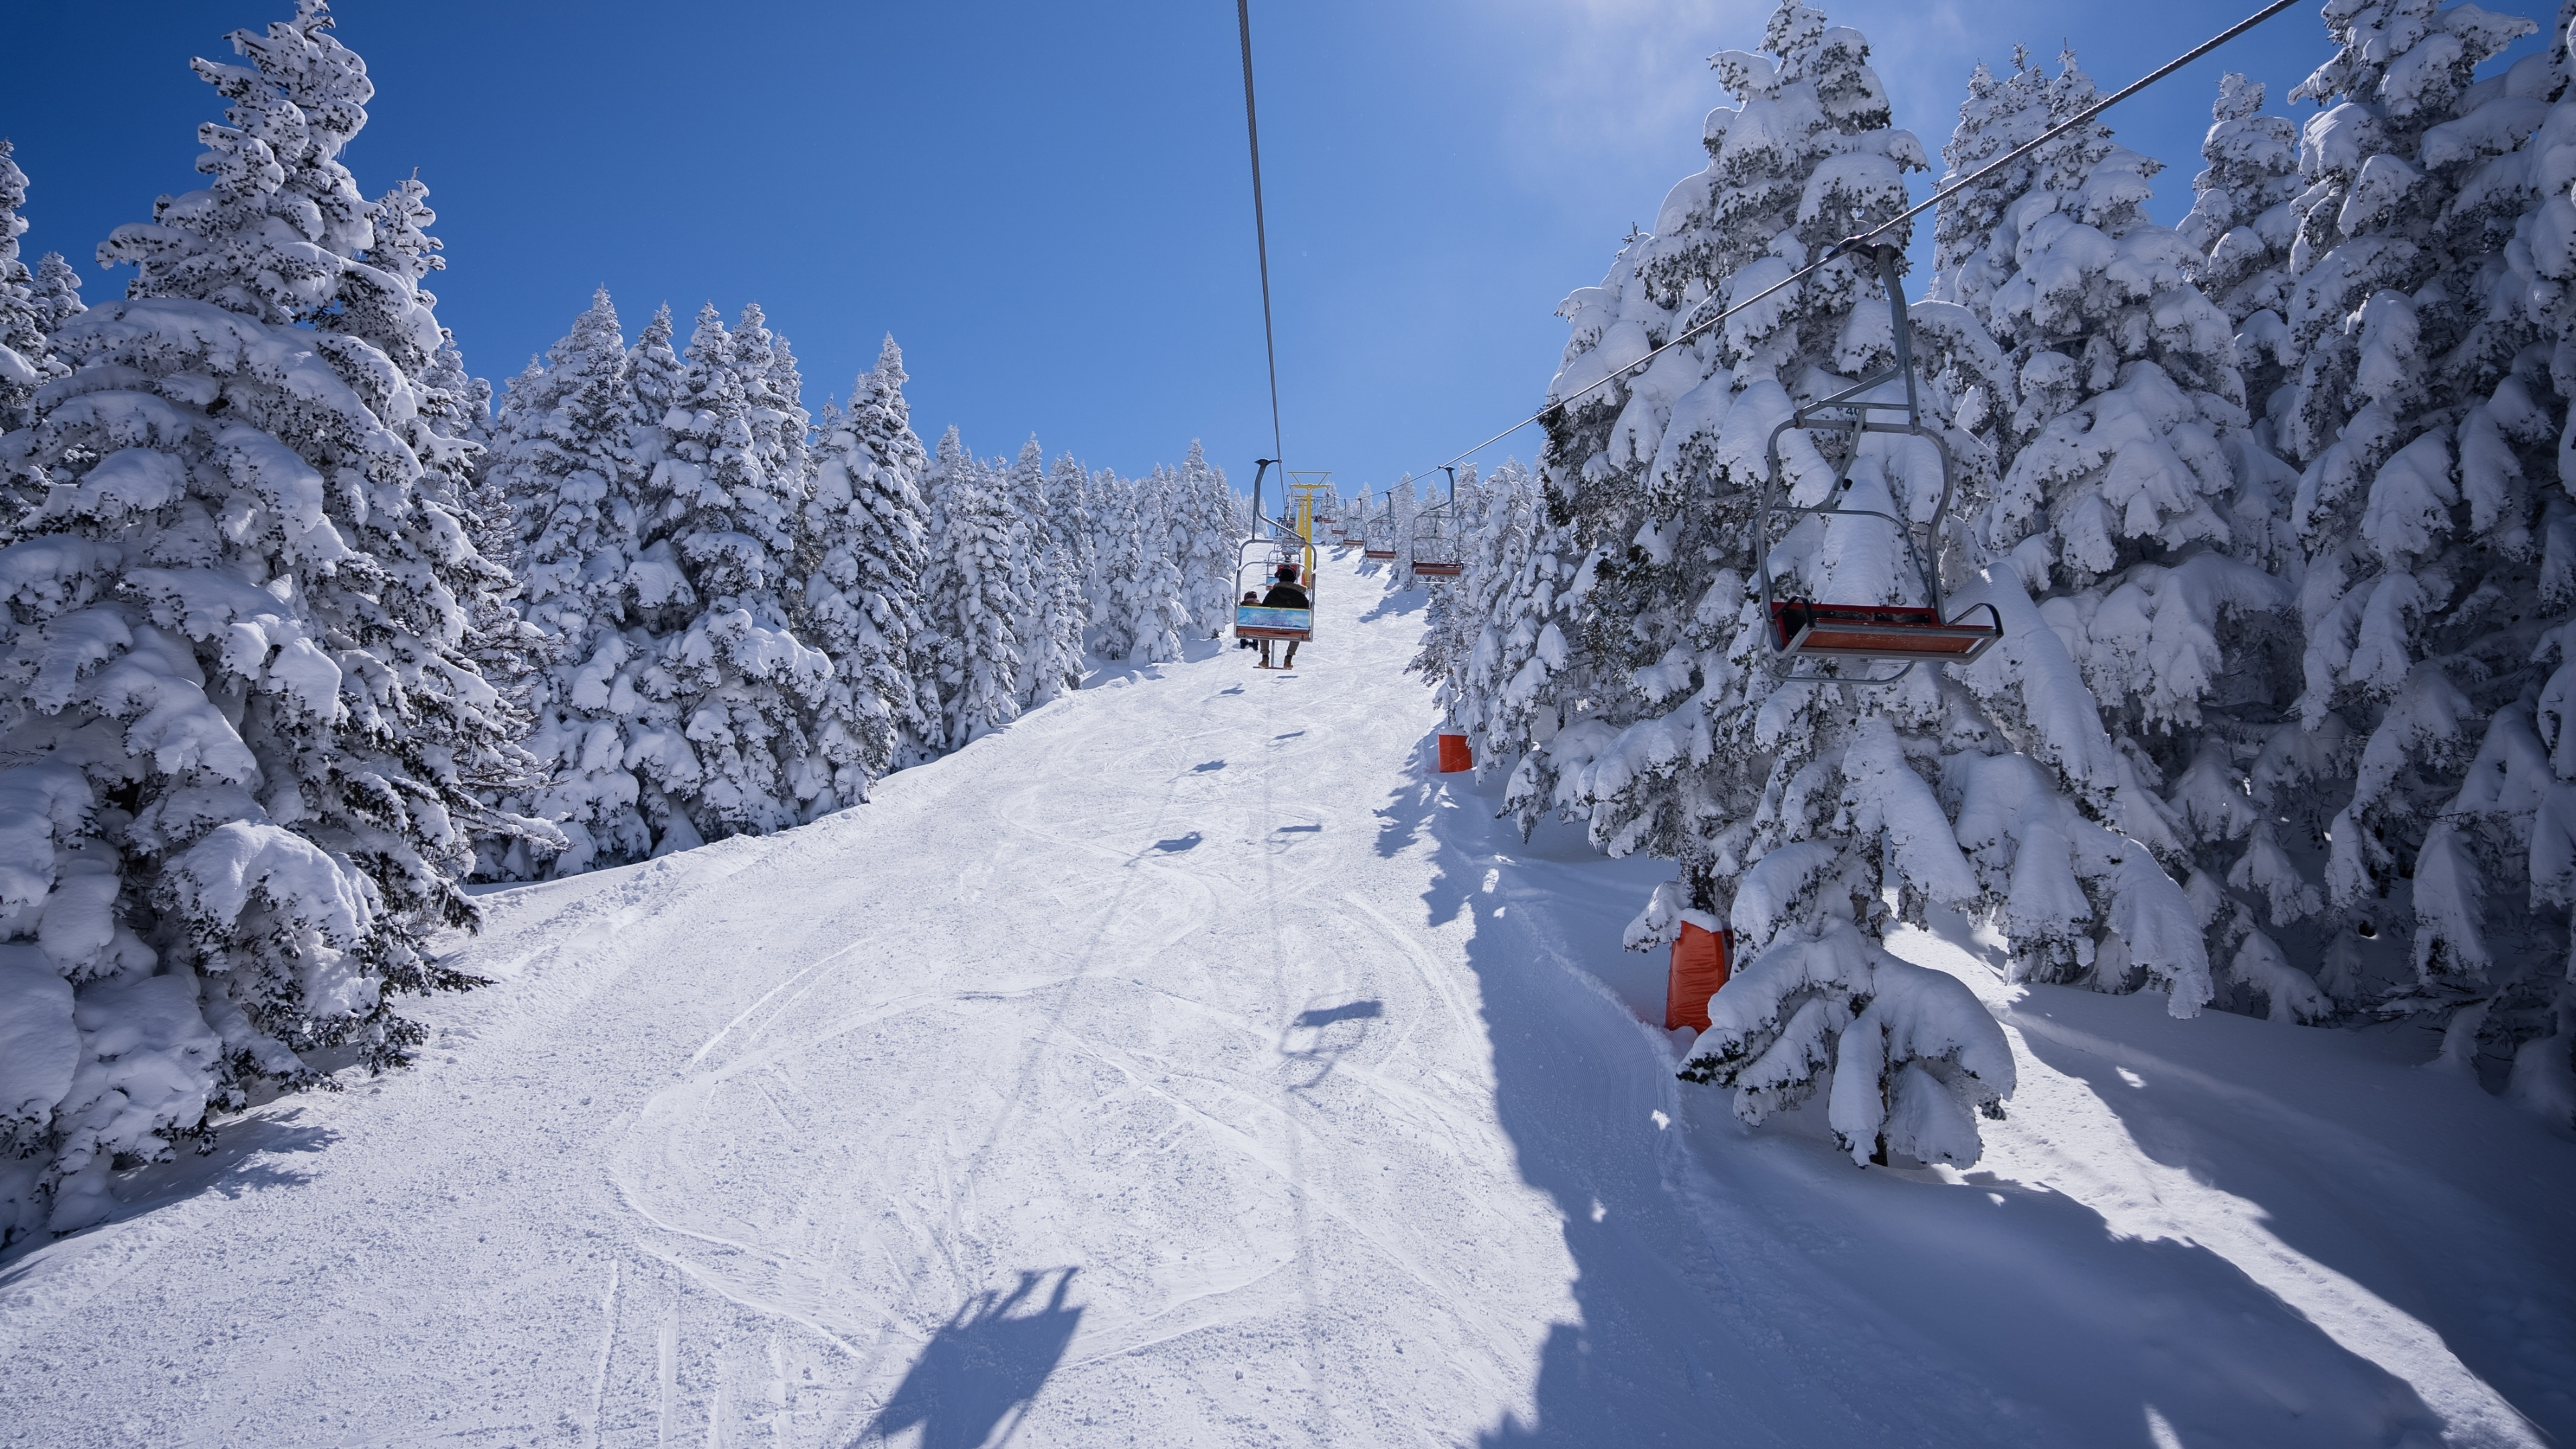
[1379, 758, 2460, 1447]
[0, 1107, 336, 1273]
[859, 1267, 1084, 1449]
[2005, 1009, 2576, 1442]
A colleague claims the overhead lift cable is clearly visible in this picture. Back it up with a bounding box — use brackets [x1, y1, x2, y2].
[1396, 0, 2305, 482]
[1236, 0, 1289, 537]
[1231, 1, 1316, 653]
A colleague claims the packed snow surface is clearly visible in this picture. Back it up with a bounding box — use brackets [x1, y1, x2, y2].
[1, 551, 2570, 1447]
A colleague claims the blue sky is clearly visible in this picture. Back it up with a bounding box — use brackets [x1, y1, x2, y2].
[3, 1, 2551, 496]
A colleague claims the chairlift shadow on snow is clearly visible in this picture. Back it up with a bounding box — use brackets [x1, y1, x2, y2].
[1280, 998, 1385, 1091]
[1358, 589, 1426, 625]
[0, 1106, 337, 1274]
[859, 1267, 1084, 1449]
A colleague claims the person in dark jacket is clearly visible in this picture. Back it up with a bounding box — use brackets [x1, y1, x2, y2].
[1257, 564, 1308, 669]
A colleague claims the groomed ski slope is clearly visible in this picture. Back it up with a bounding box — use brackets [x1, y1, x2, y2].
[2, 549, 2572, 1448]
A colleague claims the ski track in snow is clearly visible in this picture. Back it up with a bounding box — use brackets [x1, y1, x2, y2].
[1, 551, 2571, 1448]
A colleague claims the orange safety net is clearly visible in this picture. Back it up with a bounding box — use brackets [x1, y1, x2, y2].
[1437, 733, 1472, 773]
[1664, 922, 1730, 1032]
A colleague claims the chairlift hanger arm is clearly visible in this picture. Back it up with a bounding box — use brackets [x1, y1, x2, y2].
[1752, 248, 1999, 682]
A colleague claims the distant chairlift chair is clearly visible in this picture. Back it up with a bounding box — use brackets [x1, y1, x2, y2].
[1754, 242, 2002, 684]
[1361, 502, 1398, 560]
[1411, 499, 1462, 578]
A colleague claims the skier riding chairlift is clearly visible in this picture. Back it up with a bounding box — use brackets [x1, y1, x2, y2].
[1234, 535, 1314, 658]
[1254, 564, 1309, 669]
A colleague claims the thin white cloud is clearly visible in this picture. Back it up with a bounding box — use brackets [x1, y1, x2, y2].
[1462, 0, 2080, 206]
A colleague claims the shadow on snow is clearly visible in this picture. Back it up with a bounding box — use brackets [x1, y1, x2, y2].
[0, 1107, 337, 1275]
[859, 1267, 1085, 1449]
[1374, 733, 2465, 1447]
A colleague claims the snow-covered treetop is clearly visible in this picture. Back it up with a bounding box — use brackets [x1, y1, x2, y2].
[1929, 50, 2055, 285]
[1929, 49, 2165, 339]
[2290, 0, 2534, 124]
[98, 0, 376, 324]
[32, 252, 83, 337]
[849, 335, 929, 484]
[1637, 0, 1926, 319]
[0, 140, 56, 426]
[2177, 73, 2303, 328]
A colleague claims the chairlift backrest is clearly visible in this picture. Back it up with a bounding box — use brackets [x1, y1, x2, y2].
[1752, 244, 2001, 684]
[1233, 533, 1314, 641]
[1362, 500, 1398, 558]
[1409, 498, 1462, 576]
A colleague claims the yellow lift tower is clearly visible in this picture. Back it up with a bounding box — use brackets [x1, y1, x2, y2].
[1286, 470, 1331, 579]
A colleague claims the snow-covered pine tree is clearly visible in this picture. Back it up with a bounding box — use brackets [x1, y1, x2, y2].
[920, 427, 978, 709]
[920, 450, 1027, 745]
[1442, 459, 1568, 777]
[627, 303, 682, 471]
[1004, 437, 1087, 706]
[1389, 473, 1419, 588]
[2490, 13, 2576, 1121]
[839, 335, 940, 765]
[0, 140, 67, 433]
[336, 178, 479, 509]
[1126, 473, 1191, 665]
[731, 303, 810, 508]
[2263, 0, 2560, 1057]
[490, 290, 659, 874]
[793, 400, 881, 803]
[2178, 73, 2306, 413]
[630, 303, 828, 844]
[1487, 1, 2017, 1167]
[798, 338, 936, 797]
[1086, 468, 1136, 657]
[32, 252, 86, 340]
[1049, 451, 1097, 628]
[1908, 48, 2312, 1024]
[1087, 469, 1181, 662]
[1410, 463, 1485, 705]
[0, 0, 533, 1240]
[1136, 462, 1177, 597]
[1175, 441, 1238, 637]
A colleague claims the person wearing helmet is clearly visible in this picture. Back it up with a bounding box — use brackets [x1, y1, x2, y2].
[1256, 563, 1309, 669]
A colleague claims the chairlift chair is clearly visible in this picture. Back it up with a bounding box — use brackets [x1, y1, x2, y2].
[1410, 498, 1462, 577]
[1361, 496, 1399, 559]
[1753, 243, 2002, 685]
[1234, 535, 1313, 642]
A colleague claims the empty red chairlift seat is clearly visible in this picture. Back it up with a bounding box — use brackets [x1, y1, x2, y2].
[1766, 600, 2001, 663]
